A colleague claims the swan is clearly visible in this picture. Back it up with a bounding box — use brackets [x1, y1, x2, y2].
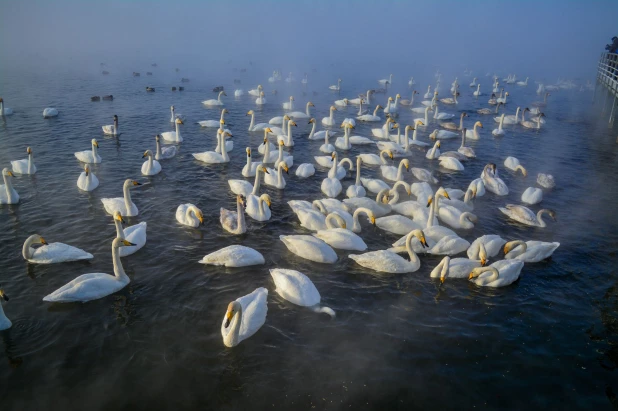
[214, 125, 234, 154]
[202, 91, 226, 106]
[517, 77, 529, 86]
[0, 168, 18, 204]
[101, 179, 142, 216]
[192, 130, 230, 164]
[372, 117, 397, 139]
[220, 195, 247, 234]
[11, 146, 37, 174]
[521, 112, 545, 129]
[264, 161, 288, 189]
[346, 157, 366, 198]
[200, 245, 265, 267]
[234, 89, 244, 97]
[349, 230, 427, 274]
[111, 212, 147, 256]
[433, 105, 454, 121]
[141, 150, 161, 176]
[42, 238, 135, 302]
[288, 101, 314, 119]
[322, 106, 337, 126]
[469, 260, 525, 287]
[375, 214, 423, 235]
[439, 156, 465, 171]
[356, 99, 368, 116]
[426, 234, 471, 256]
[468, 178, 486, 197]
[426, 141, 441, 159]
[349, 90, 373, 105]
[430, 254, 487, 283]
[43, 108, 58, 118]
[408, 77, 416, 87]
[440, 187, 475, 212]
[478, 101, 502, 115]
[423, 85, 432, 99]
[76, 164, 99, 191]
[289, 201, 327, 228]
[497, 107, 521, 124]
[482, 164, 509, 195]
[414, 106, 433, 125]
[321, 175, 342, 197]
[246, 193, 272, 221]
[504, 157, 527, 176]
[270, 269, 335, 317]
[295, 163, 315, 178]
[282, 96, 294, 110]
[521, 187, 543, 204]
[256, 91, 267, 105]
[198, 108, 227, 128]
[440, 91, 459, 105]
[221, 287, 268, 347]
[102, 115, 119, 136]
[488, 93, 498, 105]
[399, 90, 418, 106]
[242, 147, 262, 177]
[319, 130, 336, 153]
[313, 219, 368, 251]
[537, 173, 556, 189]
[175, 203, 204, 228]
[441, 112, 466, 131]
[378, 74, 393, 86]
[160, 118, 184, 143]
[464, 122, 483, 141]
[0, 97, 14, 116]
[169, 105, 184, 122]
[457, 129, 476, 158]
[74, 139, 101, 164]
[429, 193, 476, 229]
[381, 158, 409, 181]
[359, 149, 393, 166]
[340, 123, 373, 146]
[280, 235, 337, 264]
[0, 288, 10, 330]
[308, 118, 333, 141]
[229, 165, 269, 197]
[329, 79, 342, 91]
[469, 77, 477, 87]
[334, 98, 349, 107]
[259, 130, 278, 161]
[503, 240, 560, 263]
[343, 190, 391, 217]
[496, 92, 509, 104]
[326, 152, 354, 180]
[492, 114, 506, 137]
[301, 73, 308, 85]
[467, 235, 506, 260]
[411, 167, 438, 184]
[248, 84, 263, 97]
[22, 234, 93, 264]
[155, 135, 177, 160]
[247, 110, 270, 132]
[384, 95, 401, 115]
[498, 204, 556, 227]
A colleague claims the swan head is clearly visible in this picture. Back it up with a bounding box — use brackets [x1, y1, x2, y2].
[475, 121, 483, 128]
[412, 230, 429, 248]
[220, 119, 226, 125]
[547, 209, 557, 221]
[221, 92, 227, 96]
[125, 179, 142, 188]
[377, 105, 383, 109]
[289, 121, 297, 127]
[279, 161, 289, 174]
[175, 118, 184, 125]
[308, 102, 315, 107]
[402, 159, 410, 171]
[113, 238, 136, 249]
[416, 120, 425, 127]
[308, 118, 315, 124]
[237, 195, 245, 207]
[246, 110, 254, 115]
[84, 164, 90, 175]
[289, 96, 294, 101]
[224, 301, 241, 328]
[436, 141, 441, 148]
[469, 266, 499, 280]
[264, 127, 273, 135]
[388, 97, 394, 102]
[91, 139, 99, 147]
[27, 146, 32, 154]
[2, 168, 14, 177]
[246, 147, 251, 157]
[392, 123, 399, 129]
[330, 152, 337, 160]
[114, 211, 125, 223]
[260, 194, 272, 207]
[113, 114, 118, 121]
[258, 165, 270, 174]
[330, 106, 337, 111]
[0, 288, 8, 302]
[142, 150, 153, 158]
[396, 94, 401, 98]
[155, 134, 161, 142]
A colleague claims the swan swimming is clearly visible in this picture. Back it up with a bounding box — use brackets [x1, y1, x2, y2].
[22, 234, 93, 264]
[201, 245, 265, 267]
[74, 139, 101, 164]
[270, 269, 335, 318]
[221, 287, 268, 347]
[112, 212, 147, 257]
[77, 164, 99, 191]
[349, 230, 427, 274]
[11, 146, 37, 174]
[155, 134, 177, 160]
[0, 168, 19, 204]
[101, 179, 142, 216]
[102, 115, 119, 136]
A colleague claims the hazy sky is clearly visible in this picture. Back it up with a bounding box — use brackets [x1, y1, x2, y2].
[1, 0, 617, 79]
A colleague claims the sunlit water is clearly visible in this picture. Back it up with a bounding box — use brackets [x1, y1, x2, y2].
[1, 65, 617, 410]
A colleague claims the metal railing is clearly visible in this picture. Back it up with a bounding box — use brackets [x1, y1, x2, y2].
[596, 52, 618, 124]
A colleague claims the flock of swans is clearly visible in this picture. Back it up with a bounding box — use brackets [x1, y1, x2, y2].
[0, 70, 564, 348]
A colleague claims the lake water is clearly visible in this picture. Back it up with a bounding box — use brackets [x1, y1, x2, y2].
[1, 65, 617, 410]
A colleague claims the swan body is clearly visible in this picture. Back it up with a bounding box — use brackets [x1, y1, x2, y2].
[76, 165, 99, 191]
[280, 235, 337, 264]
[248, 85, 263, 97]
[282, 96, 294, 110]
[102, 115, 119, 136]
[264, 161, 288, 189]
[427, 235, 470, 256]
[295, 163, 315, 178]
[42, 238, 134, 303]
[221, 287, 268, 347]
[375, 215, 422, 235]
[321, 177, 342, 198]
[255, 91, 267, 105]
[357, 104, 383, 122]
[360, 177, 390, 194]
[492, 114, 506, 137]
[202, 91, 227, 106]
[247, 110, 271, 132]
[112, 212, 147, 257]
[329, 79, 342, 91]
[482, 164, 509, 195]
[426, 141, 441, 159]
[11, 147, 37, 174]
[504, 157, 527, 176]
[160, 118, 184, 143]
[343, 191, 391, 217]
[192, 130, 230, 164]
[228, 166, 268, 197]
[242, 147, 261, 177]
[322, 106, 338, 126]
[537, 173, 556, 189]
[467, 235, 506, 260]
[349, 230, 427, 274]
[521, 187, 543, 204]
[314, 226, 367, 251]
[74, 139, 101, 163]
[498, 205, 556, 227]
[0, 98, 14, 116]
[464, 121, 483, 140]
[504, 240, 560, 263]
[378, 74, 392, 86]
[430, 129, 458, 139]
[270, 269, 335, 317]
[43, 108, 58, 118]
[468, 178, 486, 197]
[199, 108, 228, 128]
[358, 149, 393, 166]
[234, 89, 244, 97]
[469, 260, 524, 287]
[141, 150, 161, 176]
[245, 193, 272, 221]
[155, 135, 177, 160]
[411, 168, 438, 184]
[101, 179, 142, 216]
[288, 101, 314, 119]
[176, 204, 204, 228]
[201, 245, 265, 267]
[380, 158, 409, 182]
[439, 156, 465, 171]
[22, 234, 93, 264]
[320, 130, 336, 153]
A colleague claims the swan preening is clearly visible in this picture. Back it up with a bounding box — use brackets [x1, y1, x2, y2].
[270, 269, 335, 318]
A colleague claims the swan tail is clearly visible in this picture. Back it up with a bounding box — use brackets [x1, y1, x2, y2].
[312, 305, 336, 318]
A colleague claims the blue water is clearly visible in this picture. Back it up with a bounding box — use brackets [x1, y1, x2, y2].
[0, 65, 617, 410]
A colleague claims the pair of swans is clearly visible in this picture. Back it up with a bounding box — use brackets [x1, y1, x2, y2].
[11, 146, 37, 174]
[321, 153, 353, 197]
[308, 118, 334, 140]
[101, 179, 142, 216]
[349, 230, 428, 274]
[521, 112, 546, 129]
[0, 169, 19, 204]
[77, 165, 99, 191]
[102, 115, 119, 136]
[336, 123, 373, 149]
[220, 195, 247, 234]
[42, 238, 135, 303]
[74, 139, 101, 163]
[482, 164, 509, 196]
[201, 245, 265, 268]
[430, 251, 487, 283]
[161, 118, 184, 143]
[192, 130, 231, 164]
[22, 234, 93, 263]
[169, 105, 184, 123]
[113, 212, 147, 256]
[499, 205, 556, 227]
[202, 91, 226, 106]
[141, 150, 161, 176]
[428, 190, 477, 230]
[329, 79, 342, 91]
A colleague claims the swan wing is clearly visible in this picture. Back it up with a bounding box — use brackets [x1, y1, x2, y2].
[313, 229, 367, 251]
[236, 287, 268, 341]
[270, 269, 320, 307]
[228, 180, 254, 197]
[43, 273, 125, 302]
[501, 204, 536, 223]
[192, 151, 224, 163]
[427, 235, 470, 256]
[349, 250, 410, 273]
[30, 242, 93, 264]
[280, 235, 337, 263]
[201, 245, 265, 267]
[220, 208, 238, 231]
[120, 222, 147, 256]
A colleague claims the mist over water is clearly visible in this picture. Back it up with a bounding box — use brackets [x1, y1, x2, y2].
[1, 1, 618, 410]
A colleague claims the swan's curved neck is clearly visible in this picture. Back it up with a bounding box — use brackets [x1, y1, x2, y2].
[459, 212, 474, 227]
[277, 163, 285, 185]
[286, 121, 293, 144]
[537, 210, 549, 227]
[515, 107, 520, 121]
[22, 236, 37, 259]
[357, 100, 363, 116]
[426, 196, 436, 228]
[309, 121, 316, 138]
[156, 139, 162, 158]
[218, 91, 224, 102]
[258, 197, 268, 216]
[306, 102, 311, 116]
[220, 132, 229, 161]
[329, 108, 335, 121]
[224, 306, 242, 347]
[352, 207, 371, 232]
[146, 153, 153, 170]
[396, 160, 406, 180]
[175, 121, 181, 139]
[248, 113, 255, 130]
[27, 152, 34, 174]
[429, 142, 439, 158]
[325, 213, 343, 229]
[123, 183, 133, 214]
[114, 118, 118, 133]
[92, 142, 99, 159]
[112, 244, 129, 282]
[405, 232, 421, 264]
[186, 206, 200, 225]
[170, 107, 175, 122]
[507, 240, 527, 257]
[476, 267, 499, 283]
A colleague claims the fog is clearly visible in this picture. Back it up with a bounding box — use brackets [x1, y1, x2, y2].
[1, 0, 617, 81]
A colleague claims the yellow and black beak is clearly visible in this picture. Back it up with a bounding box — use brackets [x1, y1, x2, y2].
[142, 152, 148, 158]
[480, 258, 487, 266]
[0, 289, 8, 302]
[420, 236, 429, 248]
[40, 237, 48, 245]
[198, 214, 204, 225]
[122, 240, 136, 246]
[370, 216, 376, 225]
[133, 181, 142, 186]
[224, 310, 233, 328]
[440, 276, 445, 284]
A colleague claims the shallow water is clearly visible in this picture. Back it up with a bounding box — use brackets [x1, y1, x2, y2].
[1, 66, 617, 410]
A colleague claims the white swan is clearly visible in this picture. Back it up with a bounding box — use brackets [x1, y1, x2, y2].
[0, 168, 19, 204]
[248, 84, 263, 97]
[220, 195, 247, 234]
[22, 234, 93, 264]
[74, 139, 101, 164]
[234, 89, 244, 97]
[496, 91, 509, 104]
[465, 121, 483, 140]
[426, 234, 471, 256]
[229, 166, 269, 197]
[201, 245, 265, 268]
[349, 230, 427, 273]
[242, 147, 261, 177]
[400, 90, 417, 106]
[43, 108, 58, 118]
[469, 260, 524, 287]
[375, 213, 422, 235]
[503, 240, 560, 263]
[192, 130, 230, 164]
[321, 176, 342, 198]
[76, 164, 99, 191]
[349, 90, 373, 105]
[381, 158, 409, 181]
[270, 269, 335, 318]
[141, 150, 161, 176]
[343, 190, 392, 217]
[521, 187, 543, 204]
[537, 173, 556, 189]
[112, 212, 146, 257]
[521, 112, 545, 129]
[492, 114, 506, 137]
[430, 254, 487, 283]
[280, 235, 337, 264]
[102, 115, 119, 136]
[313, 217, 368, 251]
[467, 235, 506, 260]
[0, 97, 14, 116]
[457, 129, 476, 158]
[414, 106, 433, 125]
[334, 98, 349, 107]
[378, 74, 392, 86]
[498, 205, 556, 227]
[359, 149, 393, 166]
[259, 128, 278, 159]
[11, 146, 37, 174]
[329, 79, 342, 91]
[426, 141, 441, 159]
[429, 193, 476, 229]
[169, 105, 184, 122]
[288, 101, 314, 119]
[322, 106, 338, 126]
[276, 119, 297, 147]
[255, 91, 267, 105]
[101, 179, 142, 216]
[160, 118, 184, 143]
[357, 104, 383, 122]
[440, 188, 475, 212]
[202, 91, 226, 106]
[498, 107, 521, 125]
[433, 104, 454, 121]
[282, 96, 294, 110]
[264, 161, 288, 189]
[346, 157, 366, 198]
[155, 135, 177, 160]
[411, 167, 438, 184]
[504, 157, 527, 176]
[42, 238, 135, 303]
[199, 108, 227, 128]
[482, 164, 509, 195]
[247, 110, 270, 132]
[221, 287, 268, 347]
[246, 193, 272, 221]
[326, 152, 354, 180]
[295, 163, 315, 178]
[429, 128, 458, 140]
[439, 156, 465, 171]
[176, 203, 204, 228]
[307, 118, 332, 141]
